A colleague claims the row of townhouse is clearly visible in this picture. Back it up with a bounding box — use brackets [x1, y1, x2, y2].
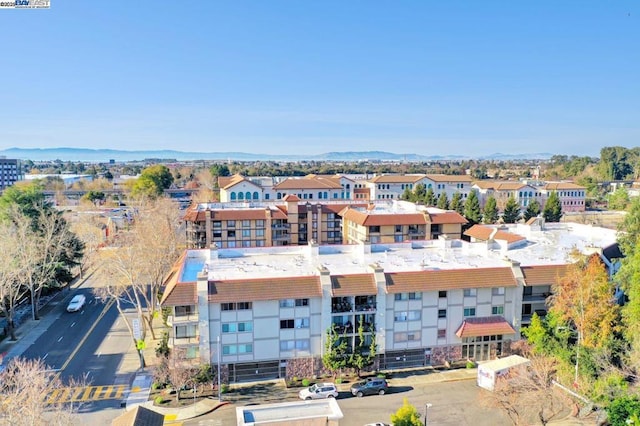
[218, 173, 586, 213]
[161, 220, 620, 382]
[183, 198, 468, 249]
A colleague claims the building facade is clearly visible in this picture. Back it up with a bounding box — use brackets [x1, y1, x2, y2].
[0, 157, 22, 191]
[162, 221, 618, 382]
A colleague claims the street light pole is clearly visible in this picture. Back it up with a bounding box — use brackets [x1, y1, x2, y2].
[424, 403, 432, 426]
[217, 334, 222, 401]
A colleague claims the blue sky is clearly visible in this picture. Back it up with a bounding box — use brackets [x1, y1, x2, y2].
[1, 1, 638, 158]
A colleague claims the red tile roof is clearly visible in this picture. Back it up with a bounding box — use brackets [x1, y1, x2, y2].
[218, 174, 248, 190]
[456, 316, 516, 338]
[463, 225, 526, 244]
[160, 255, 198, 307]
[429, 211, 468, 225]
[340, 208, 428, 226]
[544, 182, 585, 190]
[385, 268, 516, 293]
[473, 181, 527, 190]
[275, 177, 342, 190]
[369, 175, 425, 184]
[521, 264, 570, 285]
[426, 174, 473, 183]
[283, 194, 300, 202]
[208, 276, 321, 303]
[331, 274, 377, 296]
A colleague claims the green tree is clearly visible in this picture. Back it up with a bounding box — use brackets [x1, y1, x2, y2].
[502, 196, 520, 224]
[413, 183, 426, 201]
[606, 396, 640, 426]
[608, 186, 630, 211]
[543, 191, 563, 222]
[347, 317, 377, 377]
[424, 187, 436, 206]
[463, 190, 482, 224]
[401, 187, 413, 201]
[82, 190, 105, 204]
[209, 164, 230, 177]
[450, 192, 464, 214]
[483, 196, 499, 224]
[436, 192, 449, 210]
[131, 165, 174, 199]
[390, 398, 422, 426]
[523, 200, 541, 222]
[322, 325, 347, 379]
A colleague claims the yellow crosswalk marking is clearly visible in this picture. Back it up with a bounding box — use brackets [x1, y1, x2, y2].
[46, 385, 132, 404]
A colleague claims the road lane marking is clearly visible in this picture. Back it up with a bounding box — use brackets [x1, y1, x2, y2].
[70, 322, 76, 328]
[46, 385, 130, 404]
[43, 353, 48, 360]
[80, 386, 92, 401]
[57, 336, 63, 342]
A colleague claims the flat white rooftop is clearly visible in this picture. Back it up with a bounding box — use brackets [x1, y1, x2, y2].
[236, 398, 343, 425]
[181, 222, 618, 282]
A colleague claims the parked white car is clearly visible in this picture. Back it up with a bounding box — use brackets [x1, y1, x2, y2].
[298, 383, 339, 400]
[66, 294, 86, 312]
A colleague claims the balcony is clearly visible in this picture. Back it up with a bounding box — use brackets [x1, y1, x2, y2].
[167, 313, 199, 326]
[272, 233, 291, 241]
[354, 303, 376, 312]
[522, 293, 550, 303]
[332, 299, 354, 313]
[272, 223, 291, 230]
[169, 335, 199, 347]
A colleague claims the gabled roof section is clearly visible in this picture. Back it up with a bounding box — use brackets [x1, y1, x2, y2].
[426, 174, 473, 183]
[211, 209, 269, 221]
[369, 175, 425, 184]
[473, 181, 527, 191]
[464, 225, 526, 244]
[208, 276, 321, 303]
[161, 277, 197, 306]
[340, 208, 428, 226]
[521, 264, 570, 285]
[385, 268, 516, 293]
[429, 211, 468, 225]
[274, 177, 342, 190]
[331, 274, 377, 296]
[455, 316, 516, 338]
[282, 194, 300, 202]
[219, 174, 248, 190]
[544, 182, 586, 190]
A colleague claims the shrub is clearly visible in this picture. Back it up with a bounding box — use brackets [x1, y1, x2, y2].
[301, 378, 311, 387]
[335, 378, 343, 384]
[195, 364, 213, 384]
[154, 396, 165, 405]
[377, 373, 386, 378]
[221, 384, 229, 394]
[155, 332, 170, 358]
[466, 360, 476, 369]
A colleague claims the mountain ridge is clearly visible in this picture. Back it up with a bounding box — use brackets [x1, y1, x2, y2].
[0, 147, 554, 162]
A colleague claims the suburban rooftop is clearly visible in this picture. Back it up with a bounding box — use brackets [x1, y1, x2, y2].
[180, 221, 618, 282]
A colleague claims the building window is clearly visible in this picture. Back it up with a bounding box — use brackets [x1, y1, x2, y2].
[394, 310, 421, 322]
[222, 323, 236, 333]
[394, 293, 407, 301]
[409, 292, 421, 300]
[437, 329, 446, 339]
[280, 319, 295, 329]
[242, 220, 250, 227]
[228, 220, 235, 228]
[395, 225, 402, 233]
[279, 299, 295, 308]
[242, 240, 251, 247]
[213, 221, 221, 228]
[295, 298, 309, 307]
[394, 331, 422, 343]
[438, 309, 446, 318]
[221, 302, 252, 311]
[370, 226, 380, 233]
[295, 318, 310, 328]
[228, 230, 236, 238]
[463, 289, 477, 297]
[492, 287, 505, 296]
[242, 229, 251, 237]
[492, 306, 504, 315]
[237, 302, 252, 310]
[175, 325, 197, 338]
[463, 308, 476, 317]
[222, 344, 253, 355]
[280, 340, 310, 351]
[256, 220, 264, 227]
[438, 290, 447, 298]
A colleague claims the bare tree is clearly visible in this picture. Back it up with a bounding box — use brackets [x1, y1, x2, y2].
[0, 357, 83, 425]
[480, 355, 575, 425]
[154, 348, 199, 402]
[69, 209, 106, 278]
[0, 215, 30, 340]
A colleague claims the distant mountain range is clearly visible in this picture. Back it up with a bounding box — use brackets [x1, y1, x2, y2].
[0, 147, 554, 162]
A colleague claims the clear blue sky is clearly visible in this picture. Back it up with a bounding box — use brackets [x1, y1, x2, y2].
[1, 1, 638, 158]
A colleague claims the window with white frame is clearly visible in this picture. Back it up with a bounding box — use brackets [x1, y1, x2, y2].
[463, 289, 477, 297]
[463, 307, 476, 317]
[492, 306, 504, 315]
[492, 287, 505, 296]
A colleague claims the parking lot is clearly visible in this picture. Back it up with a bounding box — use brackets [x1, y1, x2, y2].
[185, 370, 513, 426]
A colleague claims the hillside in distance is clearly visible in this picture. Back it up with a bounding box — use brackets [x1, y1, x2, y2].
[0, 147, 553, 162]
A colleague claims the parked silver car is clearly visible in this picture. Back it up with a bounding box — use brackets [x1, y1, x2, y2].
[298, 382, 339, 400]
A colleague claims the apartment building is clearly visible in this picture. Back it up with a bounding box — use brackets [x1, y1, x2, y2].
[219, 174, 356, 203]
[184, 199, 467, 249]
[161, 221, 618, 382]
[0, 157, 23, 191]
[366, 174, 474, 201]
[340, 203, 467, 244]
[473, 181, 544, 211]
[543, 182, 587, 213]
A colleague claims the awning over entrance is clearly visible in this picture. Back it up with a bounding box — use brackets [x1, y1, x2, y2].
[456, 316, 516, 338]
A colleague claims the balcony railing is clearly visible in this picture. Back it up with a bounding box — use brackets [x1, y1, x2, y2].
[332, 301, 354, 313]
[272, 233, 291, 241]
[354, 304, 376, 312]
[167, 314, 199, 326]
[169, 335, 200, 347]
[522, 293, 550, 303]
[272, 223, 291, 230]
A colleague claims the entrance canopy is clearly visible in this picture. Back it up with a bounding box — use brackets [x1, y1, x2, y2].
[456, 316, 516, 338]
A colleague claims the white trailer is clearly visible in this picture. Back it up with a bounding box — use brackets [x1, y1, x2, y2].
[477, 355, 530, 391]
